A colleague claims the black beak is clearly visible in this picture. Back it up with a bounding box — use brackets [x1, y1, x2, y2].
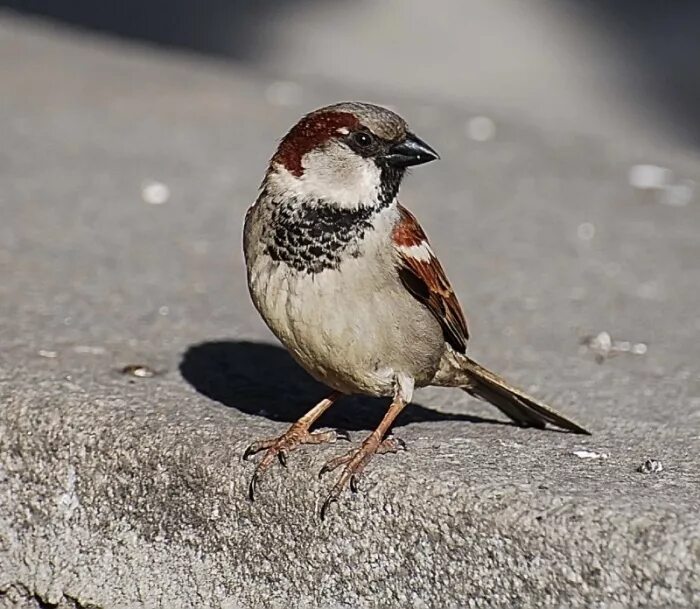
[384, 132, 440, 168]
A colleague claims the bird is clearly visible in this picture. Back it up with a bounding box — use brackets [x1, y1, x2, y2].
[242, 101, 590, 519]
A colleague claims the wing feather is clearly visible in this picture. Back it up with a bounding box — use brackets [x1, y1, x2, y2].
[392, 205, 469, 352]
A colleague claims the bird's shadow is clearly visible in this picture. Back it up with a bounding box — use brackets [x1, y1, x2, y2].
[179, 340, 504, 431]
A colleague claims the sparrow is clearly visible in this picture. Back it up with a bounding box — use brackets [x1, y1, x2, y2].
[242, 101, 590, 519]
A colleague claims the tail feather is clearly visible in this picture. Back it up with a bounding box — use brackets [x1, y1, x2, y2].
[460, 356, 590, 435]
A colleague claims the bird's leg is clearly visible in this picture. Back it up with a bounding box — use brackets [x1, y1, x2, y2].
[318, 375, 413, 519]
[243, 391, 345, 500]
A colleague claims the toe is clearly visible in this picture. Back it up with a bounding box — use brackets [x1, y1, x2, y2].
[242, 437, 277, 461]
[318, 452, 353, 479]
[377, 435, 407, 455]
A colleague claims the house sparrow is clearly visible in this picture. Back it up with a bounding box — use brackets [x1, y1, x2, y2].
[243, 101, 589, 519]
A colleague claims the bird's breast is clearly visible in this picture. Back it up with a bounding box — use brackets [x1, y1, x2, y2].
[245, 202, 444, 395]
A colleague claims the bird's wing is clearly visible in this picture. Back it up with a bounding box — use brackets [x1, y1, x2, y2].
[391, 203, 469, 353]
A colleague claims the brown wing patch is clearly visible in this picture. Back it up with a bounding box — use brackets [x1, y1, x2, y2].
[272, 111, 360, 177]
[392, 205, 469, 352]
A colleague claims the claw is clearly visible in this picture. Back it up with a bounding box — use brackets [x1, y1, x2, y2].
[320, 495, 336, 521]
[349, 474, 359, 493]
[318, 461, 333, 479]
[248, 472, 258, 502]
[334, 429, 351, 442]
[277, 450, 288, 468]
[242, 444, 257, 461]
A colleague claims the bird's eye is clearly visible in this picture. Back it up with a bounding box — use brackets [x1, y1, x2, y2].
[351, 131, 374, 148]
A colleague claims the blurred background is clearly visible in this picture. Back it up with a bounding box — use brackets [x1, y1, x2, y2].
[2, 0, 700, 151]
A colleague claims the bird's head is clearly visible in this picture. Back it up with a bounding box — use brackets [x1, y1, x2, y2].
[264, 101, 439, 209]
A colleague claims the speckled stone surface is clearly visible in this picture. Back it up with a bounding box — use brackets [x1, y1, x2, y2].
[1, 13, 699, 609]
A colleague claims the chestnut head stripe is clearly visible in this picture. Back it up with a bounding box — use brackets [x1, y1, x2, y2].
[273, 111, 360, 177]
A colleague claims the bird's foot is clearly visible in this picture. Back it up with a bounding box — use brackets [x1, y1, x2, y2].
[243, 425, 350, 501]
[318, 434, 406, 520]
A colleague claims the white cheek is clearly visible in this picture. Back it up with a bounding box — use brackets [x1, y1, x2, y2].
[269, 150, 382, 209]
[317, 160, 382, 208]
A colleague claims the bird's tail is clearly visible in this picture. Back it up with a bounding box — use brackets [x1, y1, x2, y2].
[459, 355, 590, 435]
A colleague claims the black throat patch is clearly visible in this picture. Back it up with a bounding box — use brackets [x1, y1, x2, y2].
[263, 198, 381, 274]
[262, 165, 403, 274]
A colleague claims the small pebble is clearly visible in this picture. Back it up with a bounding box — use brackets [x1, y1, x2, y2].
[637, 459, 663, 474]
[121, 364, 157, 378]
[582, 331, 648, 362]
[141, 181, 170, 205]
[631, 343, 648, 355]
[38, 349, 57, 358]
[586, 331, 612, 361]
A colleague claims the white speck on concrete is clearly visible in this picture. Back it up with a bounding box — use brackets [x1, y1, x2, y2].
[637, 280, 662, 300]
[573, 450, 609, 460]
[465, 116, 496, 141]
[121, 364, 157, 378]
[583, 331, 648, 361]
[590, 331, 612, 355]
[142, 180, 170, 205]
[631, 343, 648, 355]
[628, 164, 671, 190]
[57, 466, 80, 518]
[74, 345, 106, 355]
[38, 349, 57, 358]
[629, 166, 694, 207]
[660, 179, 694, 207]
[577, 222, 595, 241]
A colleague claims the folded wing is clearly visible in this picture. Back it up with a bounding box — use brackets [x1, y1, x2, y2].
[391, 204, 469, 353]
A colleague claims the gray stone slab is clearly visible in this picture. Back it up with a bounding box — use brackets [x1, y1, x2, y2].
[1, 13, 699, 609]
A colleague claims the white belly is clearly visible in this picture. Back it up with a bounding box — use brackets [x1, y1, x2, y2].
[247, 252, 443, 396]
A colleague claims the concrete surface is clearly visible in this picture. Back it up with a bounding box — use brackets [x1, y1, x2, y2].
[1, 12, 700, 609]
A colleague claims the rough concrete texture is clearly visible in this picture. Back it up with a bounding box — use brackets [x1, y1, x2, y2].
[1, 12, 700, 609]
